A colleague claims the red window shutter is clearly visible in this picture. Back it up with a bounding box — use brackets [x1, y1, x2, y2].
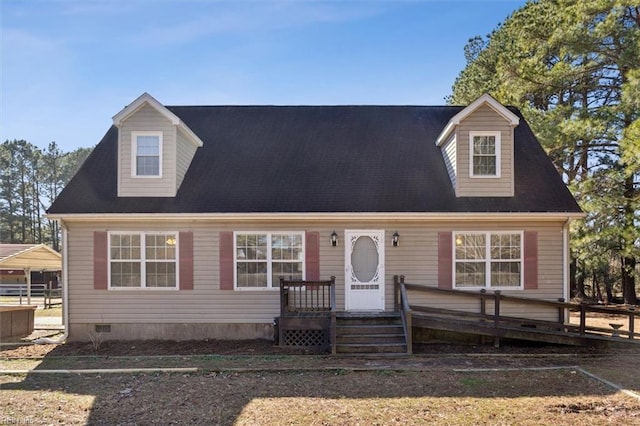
[219, 232, 234, 290]
[93, 231, 108, 290]
[438, 232, 453, 289]
[305, 231, 320, 281]
[179, 231, 193, 290]
[524, 231, 538, 289]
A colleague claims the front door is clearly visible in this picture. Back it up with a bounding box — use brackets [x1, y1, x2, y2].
[345, 230, 385, 311]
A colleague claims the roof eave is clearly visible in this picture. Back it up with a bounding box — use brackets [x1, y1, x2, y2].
[436, 93, 520, 146]
[47, 211, 586, 223]
[112, 92, 204, 148]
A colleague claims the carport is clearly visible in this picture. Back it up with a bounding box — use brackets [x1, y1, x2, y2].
[0, 244, 62, 305]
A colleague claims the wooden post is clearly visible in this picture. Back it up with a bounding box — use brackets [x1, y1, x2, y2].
[330, 276, 336, 355]
[629, 308, 635, 340]
[558, 298, 565, 326]
[480, 289, 486, 317]
[406, 308, 413, 355]
[397, 274, 412, 355]
[394, 275, 399, 311]
[330, 276, 336, 310]
[279, 277, 286, 318]
[493, 290, 501, 348]
[304, 277, 308, 310]
[25, 267, 32, 306]
[579, 303, 586, 336]
[322, 281, 326, 310]
[331, 311, 337, 354]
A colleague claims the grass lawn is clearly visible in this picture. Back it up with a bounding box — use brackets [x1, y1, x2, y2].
[34, 306, 62, 318]
[1, 368, 639, 425]
[0, 296, 62, 320]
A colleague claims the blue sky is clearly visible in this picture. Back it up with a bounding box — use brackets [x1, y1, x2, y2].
[1, 0, 526, 152]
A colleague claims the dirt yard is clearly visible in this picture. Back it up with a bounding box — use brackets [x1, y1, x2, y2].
[2, 368, 639, 425]
[1, 305, 638, 424]
[569, 309, 640, 335]
[2, 339, 640, 425]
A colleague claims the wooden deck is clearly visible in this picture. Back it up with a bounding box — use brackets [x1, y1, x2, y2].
[277, 277, 335, 349]
[276, 276, 639, 354]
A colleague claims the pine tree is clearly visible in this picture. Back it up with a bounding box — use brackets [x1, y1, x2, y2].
[450, 0, 639, 303]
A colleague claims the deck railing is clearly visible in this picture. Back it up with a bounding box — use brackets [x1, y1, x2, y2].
[395, 275, 638, 345]
[279, 276, 336, 317]
[0, 283, 61, 308]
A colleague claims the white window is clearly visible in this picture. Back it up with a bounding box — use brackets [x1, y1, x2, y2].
[469, 131, 500, 177]
[453, 231, 522, 289]
[234, 232, 304, 290]
[109, 232, 177, 289]
[132, 131, 162, 177]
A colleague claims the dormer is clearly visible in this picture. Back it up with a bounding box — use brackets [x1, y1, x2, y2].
[436, 94, 519, 197]
[113, 93, 203, 197]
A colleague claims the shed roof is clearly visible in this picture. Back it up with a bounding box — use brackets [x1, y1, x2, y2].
[0, 244, 62, 271]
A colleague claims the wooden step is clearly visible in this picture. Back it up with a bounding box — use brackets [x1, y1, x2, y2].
[333, 313, 408, 355]
[336, 324, 404, 334]
[335, 342, 407, 354]
[336, 313, 402, 326]
[336, 332, 406, 345]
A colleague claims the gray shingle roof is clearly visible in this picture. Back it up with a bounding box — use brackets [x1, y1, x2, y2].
[47, 105, 581, 214]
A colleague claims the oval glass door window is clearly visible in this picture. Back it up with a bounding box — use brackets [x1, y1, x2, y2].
[351, 236, 379, 282]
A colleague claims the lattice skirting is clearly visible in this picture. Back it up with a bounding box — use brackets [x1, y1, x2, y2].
[281, 328, 329, 348]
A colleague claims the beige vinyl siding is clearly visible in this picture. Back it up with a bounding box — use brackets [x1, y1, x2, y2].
[176, 127, 199, 190]
[402, 221, 564, 321]
[456, 104, 514, 197]
[65, 218, 566, 332]
[441, 134, 457, 189]
[118, 104, 177, 197]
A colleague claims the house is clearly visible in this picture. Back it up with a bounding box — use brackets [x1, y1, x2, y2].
[47, 93, 582, 343]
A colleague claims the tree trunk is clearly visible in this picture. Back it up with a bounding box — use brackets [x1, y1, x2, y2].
[576, 262, 587, 299]
[621, 173, 637, 305]
[622, 256, 638, 305]
[604, 268, 613, 304]
[594, 272, 603, 303]
[570, 258, 578, 298]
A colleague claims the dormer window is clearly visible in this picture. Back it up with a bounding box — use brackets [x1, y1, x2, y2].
[133, 131, 162, 177]
[470, 131, 501, 178]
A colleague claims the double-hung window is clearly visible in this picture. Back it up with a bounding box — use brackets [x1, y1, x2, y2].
[235, 232, 304, 289]
[132, 131, 162, 177]
[109, 232, 177, 289]
[470, 131, 500, 177]
[454, 231, 522, 289]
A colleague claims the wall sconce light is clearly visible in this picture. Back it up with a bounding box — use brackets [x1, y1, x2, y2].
[392, 231, 400, 247]
[330, 230, 338, 247]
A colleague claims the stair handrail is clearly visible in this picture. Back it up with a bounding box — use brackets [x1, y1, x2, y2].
[394, 275, 413, 354]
